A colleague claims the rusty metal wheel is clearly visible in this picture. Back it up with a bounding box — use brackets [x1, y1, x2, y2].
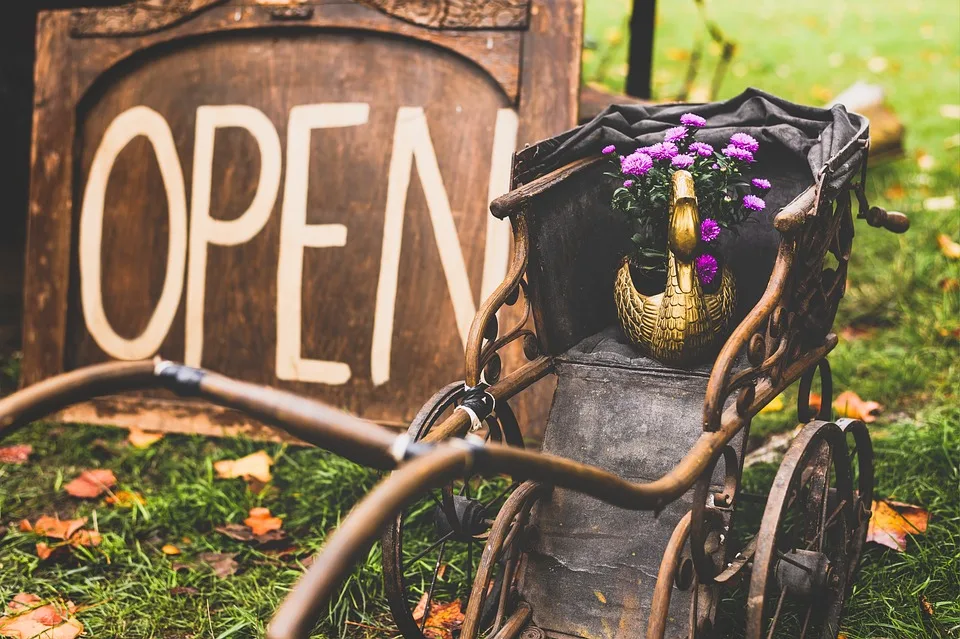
[381, 382, 524, 639]
[837, 418, 873, 593]
[459, 481, 545, 639]
[746, 420, 855, 639]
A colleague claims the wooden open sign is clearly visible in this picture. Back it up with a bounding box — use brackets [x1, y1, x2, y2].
[23, 0, 581, 437]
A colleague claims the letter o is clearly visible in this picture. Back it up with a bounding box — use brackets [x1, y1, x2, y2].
[79, 106, 187, 360]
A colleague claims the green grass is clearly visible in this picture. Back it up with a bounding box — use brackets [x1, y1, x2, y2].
[2, 0, 959, 637]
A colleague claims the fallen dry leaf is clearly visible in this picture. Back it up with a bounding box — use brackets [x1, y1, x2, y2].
[937, 234, 960, 260]
[32, 517, 87, 541]
[867, 499, 930, 552]
[0, 593, 83, 639]
[199, 552, 238, 579]
[35, 543, 54, 561]
[758, 394, 785, 414]
[161, 544, 181, 556]
[833, 391, 883, 423]
[0, 445, 32, 465]
[169, 586, 199, 597]
[105, 490, 145, 508]
[244, 507, 283, 536]
[411, 596, 465, 639]
[127, 427, 163, 449]
[64, 469, 116, 499]
[214, 451, 273, 484]
[841, 325, 876, 341]
[883, 184, 906, 200]
[939, 278, 960, 292]
[215, 523, 256, 542]
[69, 529, 101, 549]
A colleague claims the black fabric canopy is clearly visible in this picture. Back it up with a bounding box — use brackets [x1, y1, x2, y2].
[518, 88, 869, 194]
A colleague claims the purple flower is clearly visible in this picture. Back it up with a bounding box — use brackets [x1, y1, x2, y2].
[680, 113, 707, 127]
[689, 142, 714, 157]
[751, 177, 772, 190]
[695, 254, 719, 285]
[646, 141, 679, 161]
[742, 194, 766, 211]
[671, 153, 695, 169]
[700, 218, 721, 243]
[620, 151, 653, 176]
[664, 126, 689, 143]
[729, 132, 759, 153]
[602, 144, 617, 155]
[623, 179, 634, 188]
[722, 145, 755, 163]
[711, 163, 720, 170]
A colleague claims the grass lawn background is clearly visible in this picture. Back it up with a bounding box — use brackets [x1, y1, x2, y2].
[1, 0, 958, 637]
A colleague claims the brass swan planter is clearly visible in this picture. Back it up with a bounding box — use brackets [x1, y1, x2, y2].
[613, 170, 736, 366]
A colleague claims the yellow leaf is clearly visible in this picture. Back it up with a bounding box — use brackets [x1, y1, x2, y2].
[214, 450, 273, 484]
[161, 544, 181, 556]
[106, 491, 145, 508]
[759, 394, 785, 414]
[937, 234, 960, 259]
[127, 427, 164, 449]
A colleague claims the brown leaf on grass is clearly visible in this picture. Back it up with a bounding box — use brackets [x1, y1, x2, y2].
[199, 552, 238, 579]
[161, 544, 181, 556]
[833, 391, 883, 423]
[64, 469, 116, 498]
[883, 183, 905, 200]
[0, 593, 83, 639]
[169, 586, 199, 597]
[938, 234, 960, 259]
[215, 523, 255, 542]
[0, 445, 32, 465]
[940, 278, 960, 292]
[217, 510, 287, 547]
[32, 516, 87, 541]
[68, 529, 101, 549]
[411, 596, 465, 639]
[106, 490, 145, 508]
[35, 543, 54, 561]
[867, 499, 930, 552]
[127, 427, 164, 449]
[214, 451, 273, 484]
[244, 507, 282, 536]
[841, 325, 876, 341]
[919, 593, 935, 617]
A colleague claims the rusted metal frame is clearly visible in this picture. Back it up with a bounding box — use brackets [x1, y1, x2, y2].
[0, 360, 398, 469]
[464, 214, 532, 386]
[745, 421, 853, 639]
[488, 156, 601, 218]
[461, 481, 545, 639]
[263, 344, 837, 634]
[267, 447, 474, 639]
[703, 240, 795, 431]
[689, 444, 739, 581]
[423, 355, 553, 443]
[647, 511, 692, 639]
[489, 603, 532, 639]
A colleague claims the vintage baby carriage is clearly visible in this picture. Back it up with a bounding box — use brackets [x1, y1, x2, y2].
[0, 90, 908, 638]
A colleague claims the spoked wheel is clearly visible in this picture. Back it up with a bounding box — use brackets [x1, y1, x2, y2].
[460, 481, 545, 639]
[837, 418, 873, 592]
[382, 382, 525, 639]
[746, 420, 855, 639]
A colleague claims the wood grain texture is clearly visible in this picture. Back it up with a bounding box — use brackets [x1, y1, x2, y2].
[360, 0, 529, 29]
[70, 0, 227, 37]
[24, 0, 582, 440]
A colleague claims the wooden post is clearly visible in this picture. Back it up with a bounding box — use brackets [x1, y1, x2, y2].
[625, 0, 657, 99]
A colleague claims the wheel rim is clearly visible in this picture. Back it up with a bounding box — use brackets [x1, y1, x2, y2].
[746, 420, 854, 639]
[381, 382, 524, 639]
